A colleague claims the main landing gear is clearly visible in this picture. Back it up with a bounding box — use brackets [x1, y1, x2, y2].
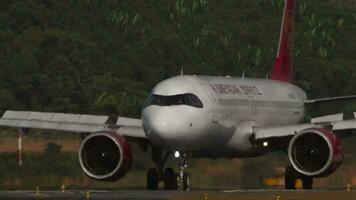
[147, 148, 178, 190]
[146, 148, 190, 191]
[285, 166, 313, 190]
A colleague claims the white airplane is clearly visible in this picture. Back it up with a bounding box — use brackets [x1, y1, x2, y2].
[1, 0, 356, 190]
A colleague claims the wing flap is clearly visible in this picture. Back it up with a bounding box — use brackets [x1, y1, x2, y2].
[116, 117, 142, 127]
[0, 118, 107, 133]
[117, 126, 146, 138]
[2, 111, 31, 120]
[2, 111, 109, 124]
[27, 112, 56, 121]
[77, 115, 108, 124]
[50, 113, 81, 122]
[0, 118, 22, 127]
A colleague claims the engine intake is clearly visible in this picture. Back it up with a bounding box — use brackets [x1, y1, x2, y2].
[288, 128, 343, 177]
[79, 131, 132, 181]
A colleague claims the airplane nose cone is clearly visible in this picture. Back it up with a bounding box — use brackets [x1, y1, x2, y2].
[142, 108, 185, 147]
[142, 106, 209, 150]
[147, 112, 178, 138]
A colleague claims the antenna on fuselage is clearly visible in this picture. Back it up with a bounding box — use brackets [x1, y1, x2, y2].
[242, 71, 245, 79]
[180, 68, 184, 77]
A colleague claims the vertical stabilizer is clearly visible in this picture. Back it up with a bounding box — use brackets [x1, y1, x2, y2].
[271, 0, 295, 83]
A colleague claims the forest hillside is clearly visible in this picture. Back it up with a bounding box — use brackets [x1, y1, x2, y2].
[1, 0, 356, 117]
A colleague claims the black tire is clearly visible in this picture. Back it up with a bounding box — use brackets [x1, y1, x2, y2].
[163, 168, 178, 190]
[147, 168, 159, 190]
[285, 166, 296, 190]
[183, 173, 190, 191]
[302, 176, 313, 190]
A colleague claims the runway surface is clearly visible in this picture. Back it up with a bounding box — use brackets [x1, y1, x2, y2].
[1, 189, 356, 200]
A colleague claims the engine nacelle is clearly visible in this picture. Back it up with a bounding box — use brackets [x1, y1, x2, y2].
[288, 128, 343, 177]
[79, 131, 132, 181]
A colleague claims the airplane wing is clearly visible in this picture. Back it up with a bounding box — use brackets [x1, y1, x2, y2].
[254, 113, 356, 141]
[0, 110, 147, 138]
[305, 95, 356, 104]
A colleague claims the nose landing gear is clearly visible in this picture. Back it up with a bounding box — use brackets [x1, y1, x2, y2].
[146, 147, 190, 191]
[175, 151, 190, 191]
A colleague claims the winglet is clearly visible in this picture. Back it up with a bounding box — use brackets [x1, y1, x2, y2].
[271, 0, 295, 83]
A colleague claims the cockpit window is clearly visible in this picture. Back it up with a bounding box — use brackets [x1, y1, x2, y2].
[144, 93, 203, 108]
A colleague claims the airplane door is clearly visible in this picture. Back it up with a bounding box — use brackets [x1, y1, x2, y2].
[202, 83, 220, 124]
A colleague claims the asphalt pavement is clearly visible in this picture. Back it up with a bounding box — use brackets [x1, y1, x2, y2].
[1, 189, 356, 200]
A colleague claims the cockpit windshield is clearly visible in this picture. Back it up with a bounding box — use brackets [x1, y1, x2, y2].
[144, 93, 203, 108]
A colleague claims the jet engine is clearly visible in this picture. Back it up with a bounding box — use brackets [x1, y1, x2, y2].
[79, 131, 132, 181]
[288, 128, 343, 177]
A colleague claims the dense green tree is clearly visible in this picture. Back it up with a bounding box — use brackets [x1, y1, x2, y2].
[0, 0, 355, 116]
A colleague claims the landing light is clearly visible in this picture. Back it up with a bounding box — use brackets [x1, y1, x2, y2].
[263, 141, 269, 147]
[174, 151, 180, 158]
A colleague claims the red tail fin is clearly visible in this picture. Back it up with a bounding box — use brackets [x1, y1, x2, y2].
[271, 0, 295, 83]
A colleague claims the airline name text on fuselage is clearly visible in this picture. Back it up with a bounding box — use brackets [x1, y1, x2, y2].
[209, 84, 262, 96]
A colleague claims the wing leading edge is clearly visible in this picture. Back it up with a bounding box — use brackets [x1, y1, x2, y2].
[0, 110, 147, 138]
[305, 95, 356, 104]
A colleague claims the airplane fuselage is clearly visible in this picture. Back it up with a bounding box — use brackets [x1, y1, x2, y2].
[142, 75, 306, 158]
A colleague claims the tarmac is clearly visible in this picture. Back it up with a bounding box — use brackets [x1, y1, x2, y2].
[0, 189, 356, 200]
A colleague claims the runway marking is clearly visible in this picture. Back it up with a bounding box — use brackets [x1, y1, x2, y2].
[0, 189, 355, 200]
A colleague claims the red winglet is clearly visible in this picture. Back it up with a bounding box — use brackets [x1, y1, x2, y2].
[271, 0, 295, 83]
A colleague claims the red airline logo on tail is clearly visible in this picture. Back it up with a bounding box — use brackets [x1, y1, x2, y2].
[271, 0, 295, 83]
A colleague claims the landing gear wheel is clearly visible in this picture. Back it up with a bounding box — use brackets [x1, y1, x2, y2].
[302, 176, 313, 190]
[182, 173, 190, 191]
[147, 168, 159, 190]
[163, 168, 178, 190]
[285, 166, 297, 190]
[284, 166, 313, 190]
